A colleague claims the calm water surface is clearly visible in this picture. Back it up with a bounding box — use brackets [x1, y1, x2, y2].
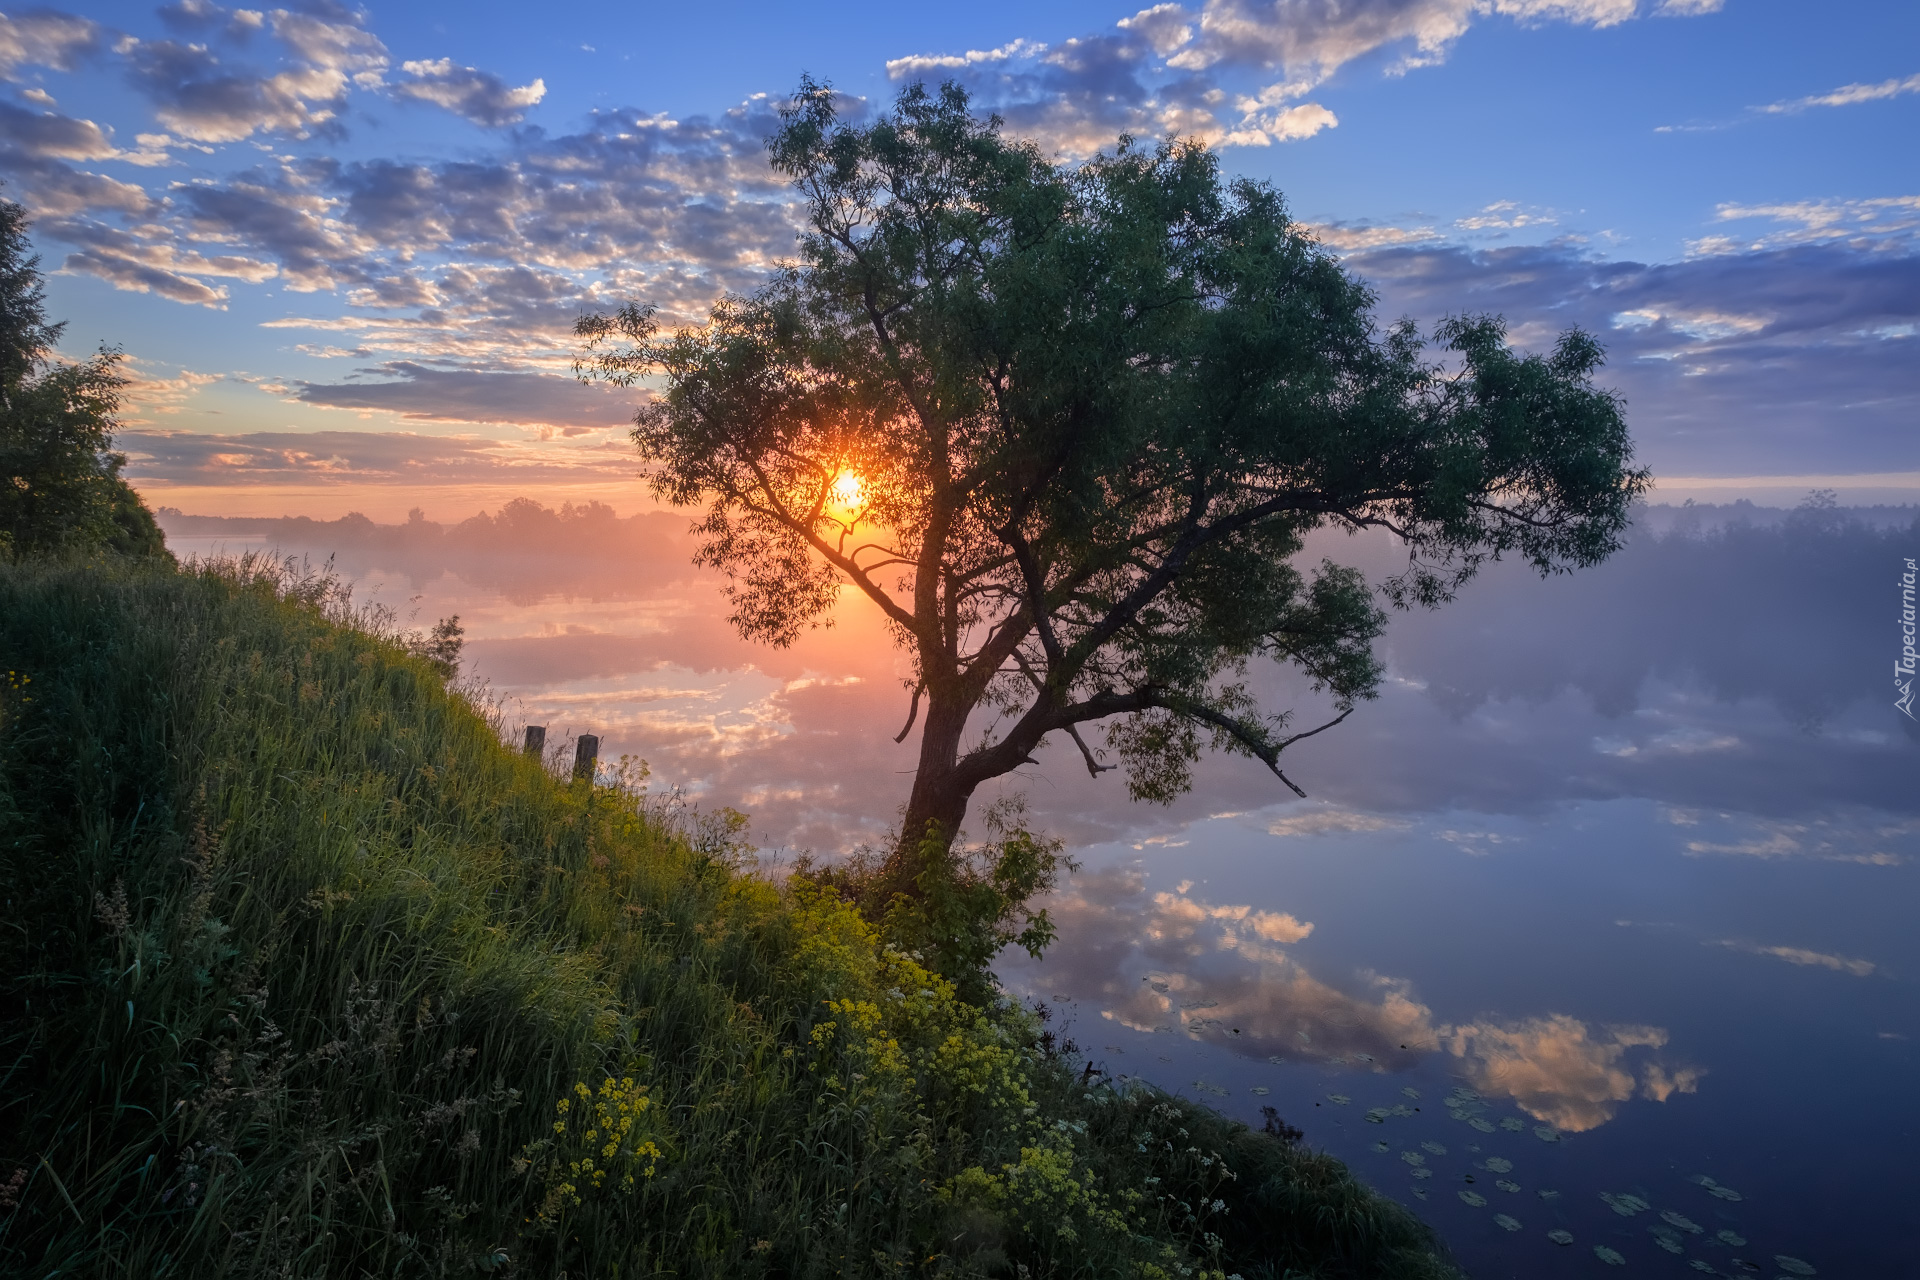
[164, 506, 1920, 1278]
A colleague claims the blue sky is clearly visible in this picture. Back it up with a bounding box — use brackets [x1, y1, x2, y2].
[3, 0, 1915, 515]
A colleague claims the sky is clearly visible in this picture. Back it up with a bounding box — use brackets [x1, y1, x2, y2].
[2, 0, 1916, 518]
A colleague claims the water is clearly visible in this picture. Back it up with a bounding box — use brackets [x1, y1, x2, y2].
[161, 505, 1920, 1276]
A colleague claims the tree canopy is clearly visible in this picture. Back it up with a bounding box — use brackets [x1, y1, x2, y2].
[0, 194, 165, 559]
[577, 80, 1646, 888]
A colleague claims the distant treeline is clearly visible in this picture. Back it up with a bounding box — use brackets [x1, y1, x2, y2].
[155, 498, 680, 557]
[156, 496, 1920, 552]
[1633, 498, 1918, 535]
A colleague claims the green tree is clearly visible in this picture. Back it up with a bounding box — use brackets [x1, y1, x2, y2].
[576, 80, 1646, 907]
[0, 193, 163, 558]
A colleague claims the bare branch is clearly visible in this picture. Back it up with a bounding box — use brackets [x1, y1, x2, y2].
[893, 681, 924, 744]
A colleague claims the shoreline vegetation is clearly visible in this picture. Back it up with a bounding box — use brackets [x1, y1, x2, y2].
[0, 550, 1460, 1278]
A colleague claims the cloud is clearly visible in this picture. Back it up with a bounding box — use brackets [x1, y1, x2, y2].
[0, 99, 160, 163]
[119, 427, 637, 487]
[121, 363, 222, 421]
[1673, 812, 1913, 863]
[883, 0, 1715, 156]
[120, 6, 388, 144]
[1170, 0, 1638, 80]
[1758, 71, 1920, 116]
[996, 863, 1701, 1134]
[1343, 238, 1920, 476]
[157, 0, 268, 42]
[1695, 196, 1920, 254]
[1266, 806, 1410, 836]
[59, 248, 231, 306]
[1713, 939, 1876, 976]
[0, 9, 103, 77]
[280, 360, 639, 430]
[1454, 198, 1556, 232]
[1439, 1015, 1701, 1131]
[395, 58, 545, 126]
[124, 37, 353, 143]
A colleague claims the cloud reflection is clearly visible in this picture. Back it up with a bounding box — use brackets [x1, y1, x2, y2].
[1439, 1017, 1702, 1132]
[1015, 865, 1702, 1133]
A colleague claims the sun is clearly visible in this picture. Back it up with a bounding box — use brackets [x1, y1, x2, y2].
[830, 468, 865, 510]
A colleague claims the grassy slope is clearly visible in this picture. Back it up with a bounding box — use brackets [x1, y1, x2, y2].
[0, 554, 1459, 1280]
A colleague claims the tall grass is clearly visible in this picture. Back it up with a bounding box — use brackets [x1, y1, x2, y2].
[0, 552, 1459, 1279]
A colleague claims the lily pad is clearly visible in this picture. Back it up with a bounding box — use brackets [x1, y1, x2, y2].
[1494, 1214, 1522, 1232]
[1411, 1187, 1428, 1200]
[1689, 1262, 1717, 1274]
[1654, 1236, 1685, 1255]
[1364, 1108, 1390, 1124]
[1717, 1231, 1746, 1247]
[1249, 1086, 1270, 1095]
[1773, 1258, 1816, 1276]
[1421, 1141, 1447, 1155]
[1602, 1192, 1651, 1216]
[1662, 1211, 1703, 1234]
[1689, 1175, 1745, 1202]
[1496, 1179, 1521, 1193]
[1389, 1103, 1415, 1117]
[1370, 1141, 1390, 1153]
[1450, 1087, 1481, 1100]
[1327, 1093, 1351, 1105]
[1482, 1157, 1513, 1173]
[1468, 1117, 1497, 1133]
[1501, 1117, 1526, 1131]
[1411, 1167, 1433, 1179]
[1400, 1151, 1425, 1166]
[1534, 1126, 1562, 1143]
[1538, 1189, 1562, 1201]
[1547, 1229, 1574, 1246]
[1594, 1245, 1627, 1265]
[1458, 1190, 1487, 1207]
[1402, 1087, 1421, 1099]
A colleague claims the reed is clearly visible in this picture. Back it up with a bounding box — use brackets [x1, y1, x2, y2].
[0, 551, 1458, 1279]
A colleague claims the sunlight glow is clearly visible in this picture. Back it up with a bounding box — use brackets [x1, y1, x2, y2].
[830, 468, 865, 511]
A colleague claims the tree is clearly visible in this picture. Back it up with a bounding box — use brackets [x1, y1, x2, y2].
[0, 193, 164, 558]
[576, 80, 1647, 900]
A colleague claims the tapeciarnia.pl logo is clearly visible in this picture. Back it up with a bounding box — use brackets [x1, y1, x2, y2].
[1899, 557, 1917, 721]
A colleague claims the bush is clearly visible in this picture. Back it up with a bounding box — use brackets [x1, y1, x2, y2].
[0, 553, 1457, 1278]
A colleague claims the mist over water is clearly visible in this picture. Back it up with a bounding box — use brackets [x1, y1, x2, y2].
[160, 500, 1920, 1277]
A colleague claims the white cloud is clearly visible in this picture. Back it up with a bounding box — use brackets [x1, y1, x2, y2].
[270, 9, 389, 83]
[1456, 198, 1557, 231]
[1714, 939, 1875, 976]
[0, 10, 102, 77]
[1693, 195, 1920, 254]
[1266, 807, 1410, 836]
[1759, 71, 1920, 116]
[885, 38, 1046, 80]
[396, 58, 546, 127]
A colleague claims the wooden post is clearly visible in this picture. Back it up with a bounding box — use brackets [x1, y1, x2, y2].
[523, 725, 546, 757]
[573, 733, 600, 781]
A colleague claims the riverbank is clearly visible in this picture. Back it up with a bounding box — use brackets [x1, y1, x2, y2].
[0, 552, 1457, 1278]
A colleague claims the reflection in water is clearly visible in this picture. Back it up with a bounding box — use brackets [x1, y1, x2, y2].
[154, 500, 1920, 1274]
[1439, 1017, 1702, 1133]
[1033, 865, 1704, 1136]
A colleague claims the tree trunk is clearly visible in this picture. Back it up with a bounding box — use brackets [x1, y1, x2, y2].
[888, 691, 975, 890]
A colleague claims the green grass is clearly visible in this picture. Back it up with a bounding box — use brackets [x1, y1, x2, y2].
[0, 552, 1460, 1279]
